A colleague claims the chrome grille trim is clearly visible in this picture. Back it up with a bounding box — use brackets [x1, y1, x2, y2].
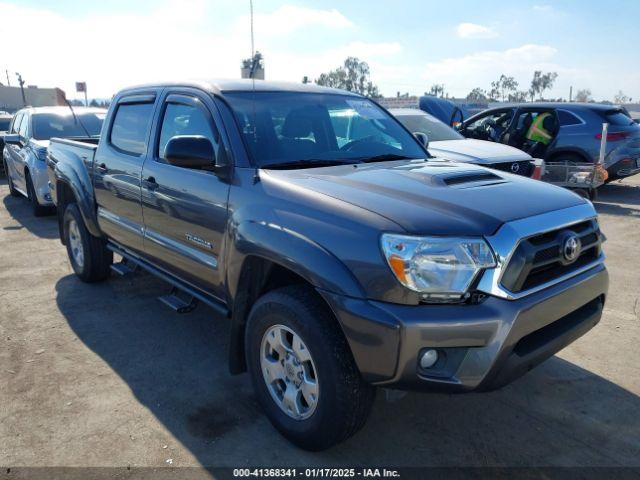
[477, 203, 605, 300]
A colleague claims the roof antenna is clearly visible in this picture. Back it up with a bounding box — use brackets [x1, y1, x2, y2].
[249, 0, 260, 182]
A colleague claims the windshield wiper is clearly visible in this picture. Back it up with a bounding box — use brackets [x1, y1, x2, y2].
[260, 159, 362, 170]
[357, 153, 419, 163]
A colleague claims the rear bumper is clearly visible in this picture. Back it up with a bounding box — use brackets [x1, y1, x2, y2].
[321, 263, 608, 391]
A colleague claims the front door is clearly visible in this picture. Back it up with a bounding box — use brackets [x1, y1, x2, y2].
[140, 89, 231, 299]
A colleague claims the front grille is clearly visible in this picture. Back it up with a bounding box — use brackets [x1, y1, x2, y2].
[500, 219, 603, 293]
[489, 160, 533, 177]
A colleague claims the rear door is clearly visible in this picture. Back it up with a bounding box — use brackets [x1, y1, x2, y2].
[4, 112, 23, 188]
[94, 92, 157, 253]
[140, 88, 231, 298]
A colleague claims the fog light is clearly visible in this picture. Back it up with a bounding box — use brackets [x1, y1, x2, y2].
[419, 349, 438, 369]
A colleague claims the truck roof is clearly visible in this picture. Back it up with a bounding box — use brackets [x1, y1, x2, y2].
[120, 79, 362, 97]
[15, 106, 107, 115]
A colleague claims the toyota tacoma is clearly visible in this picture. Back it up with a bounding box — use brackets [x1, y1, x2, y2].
[46, 80, 608, 451]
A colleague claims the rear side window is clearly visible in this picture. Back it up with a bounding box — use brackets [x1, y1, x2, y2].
[602, 109, 634, 126]
[557, 110, 582, 126]
[110, 103, 154, 155]
[0, 118, 10, 131]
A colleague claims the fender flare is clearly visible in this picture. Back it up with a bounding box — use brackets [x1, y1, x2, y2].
[51, 154, 101, 238]
[226, 219, 366, 301]
[224, 219, 366, 374]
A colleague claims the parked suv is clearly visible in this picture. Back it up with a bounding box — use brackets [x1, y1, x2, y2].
[47, 80, 607, 450]
[3, 106, 105, 215]
[457, 103, 640, 180]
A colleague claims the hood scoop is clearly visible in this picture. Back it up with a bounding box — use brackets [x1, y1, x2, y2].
[442, 171, 504, 186]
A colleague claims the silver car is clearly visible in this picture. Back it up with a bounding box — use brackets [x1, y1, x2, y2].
[3, 106, 105, 215]
[390, 108, 538, 177]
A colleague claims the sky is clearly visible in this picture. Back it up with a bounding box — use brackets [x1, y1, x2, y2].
[1, 0, 638, 102]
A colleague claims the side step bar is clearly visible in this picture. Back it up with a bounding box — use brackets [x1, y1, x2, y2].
[159, 288, 199, 314]
[106, 242, 229, 318]
[110, 259, 138, 276]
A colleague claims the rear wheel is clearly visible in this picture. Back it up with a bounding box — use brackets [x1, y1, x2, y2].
[63, 203, 113, 282]
[245, 285, 375, 451]
[25, 172, 50, 216]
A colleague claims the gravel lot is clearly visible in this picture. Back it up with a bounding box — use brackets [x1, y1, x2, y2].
[0, 174, 639, 470]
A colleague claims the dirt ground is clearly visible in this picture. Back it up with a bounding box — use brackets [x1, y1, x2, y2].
[0, 175, 639, 471]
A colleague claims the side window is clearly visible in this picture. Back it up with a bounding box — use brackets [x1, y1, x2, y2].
[10, 113, 22, 134]
[157, 102, 220, 162]
[557, 110, 582, 126]
[467, 110, 513, 130]
[18, 114, 29, 139]
[110, 102, 154, 156]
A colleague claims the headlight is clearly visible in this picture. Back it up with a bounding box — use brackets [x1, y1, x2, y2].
[381, 234, 496, 302]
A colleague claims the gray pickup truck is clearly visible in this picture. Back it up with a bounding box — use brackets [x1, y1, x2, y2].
[47, 80, 608, 451]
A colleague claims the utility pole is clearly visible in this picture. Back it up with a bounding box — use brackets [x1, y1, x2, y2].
[15, 72, 26, 106]
[569, 86, 573, 102]
[5, 70, 10, 86]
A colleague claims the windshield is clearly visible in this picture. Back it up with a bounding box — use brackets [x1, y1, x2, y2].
[395, 112, 464, 142]
[602, 109, 637, 127]
[32, 112, 105, 140]
[225, 92, 426, 167]
[0, 118, 11, 131]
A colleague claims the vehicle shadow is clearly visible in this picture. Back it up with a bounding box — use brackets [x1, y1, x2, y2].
[55, 273, 640, 467]
[1, 180, 58, 240]
[594, 181, 640, 217]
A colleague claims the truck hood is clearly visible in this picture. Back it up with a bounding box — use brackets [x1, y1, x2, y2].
[428, 139, 531, 165]
[263, 159, 585, 236]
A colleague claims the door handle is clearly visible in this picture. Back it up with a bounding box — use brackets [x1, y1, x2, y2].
[144, 176, 159, 191]
[96, 163, 108, 173]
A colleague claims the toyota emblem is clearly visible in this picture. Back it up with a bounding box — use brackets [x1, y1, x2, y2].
[510, 162, 520, 173]
[562, 234, 581, 263]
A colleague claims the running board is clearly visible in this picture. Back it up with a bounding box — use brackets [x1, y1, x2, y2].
[159, 288, 199, 314]
[105, 242, 229, 318]
[110, 260, 138, 276]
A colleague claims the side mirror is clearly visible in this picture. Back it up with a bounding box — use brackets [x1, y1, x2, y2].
[3, 133, 21, 146]
[165, 135, 216, 170]
[413, 132, 429, 149]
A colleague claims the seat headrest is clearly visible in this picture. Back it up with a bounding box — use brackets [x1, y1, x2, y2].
[542, 114, 557, 132]
[281, 106, 320, 138]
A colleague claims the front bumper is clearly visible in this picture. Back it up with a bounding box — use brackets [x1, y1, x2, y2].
[31, 161, 54, 206]
[320, 263, 608, 391]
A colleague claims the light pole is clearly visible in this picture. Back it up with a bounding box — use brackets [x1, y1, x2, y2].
[15, 72, 26, 107]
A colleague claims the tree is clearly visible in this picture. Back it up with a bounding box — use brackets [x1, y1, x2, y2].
[490, 75, 518, 102]
[316, 57, 381, 98]
[575, 89, 592, 103]
[529, 71, 558, 101]
[466, 88, 488, 102]
[241, 51, 264, 70]
[429, 84, 446, 98]
[508, 91, 529, 103]
[614, 90, 631, 104]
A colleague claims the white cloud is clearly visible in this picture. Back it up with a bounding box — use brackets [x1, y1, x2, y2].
[0, 1, 361, 99]
[234, 5, 353, 38]
[422, 44, 577, 97]
[456, 22, 498, 39]
[533, 5, 554, 12]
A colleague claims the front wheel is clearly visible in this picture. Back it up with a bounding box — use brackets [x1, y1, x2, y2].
[245, 285, 375, 451]
[63, 203, 113, 282]
[4, 160, 20, 197]
[26, 173, 50, 216]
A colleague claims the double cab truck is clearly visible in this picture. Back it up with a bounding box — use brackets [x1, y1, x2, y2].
[47, 80, 608, 450]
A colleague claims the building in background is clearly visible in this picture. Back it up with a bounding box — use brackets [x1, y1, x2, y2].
[0, 85, 66, 113]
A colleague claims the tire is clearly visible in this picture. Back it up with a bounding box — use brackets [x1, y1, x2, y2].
[63, 203, 113, 282]
[25, 172, 50, 217]
[245, 285, 375, 451]
[4, 160, 20, 197]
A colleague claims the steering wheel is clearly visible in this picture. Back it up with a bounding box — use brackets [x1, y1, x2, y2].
[339, 135, 378, 152]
